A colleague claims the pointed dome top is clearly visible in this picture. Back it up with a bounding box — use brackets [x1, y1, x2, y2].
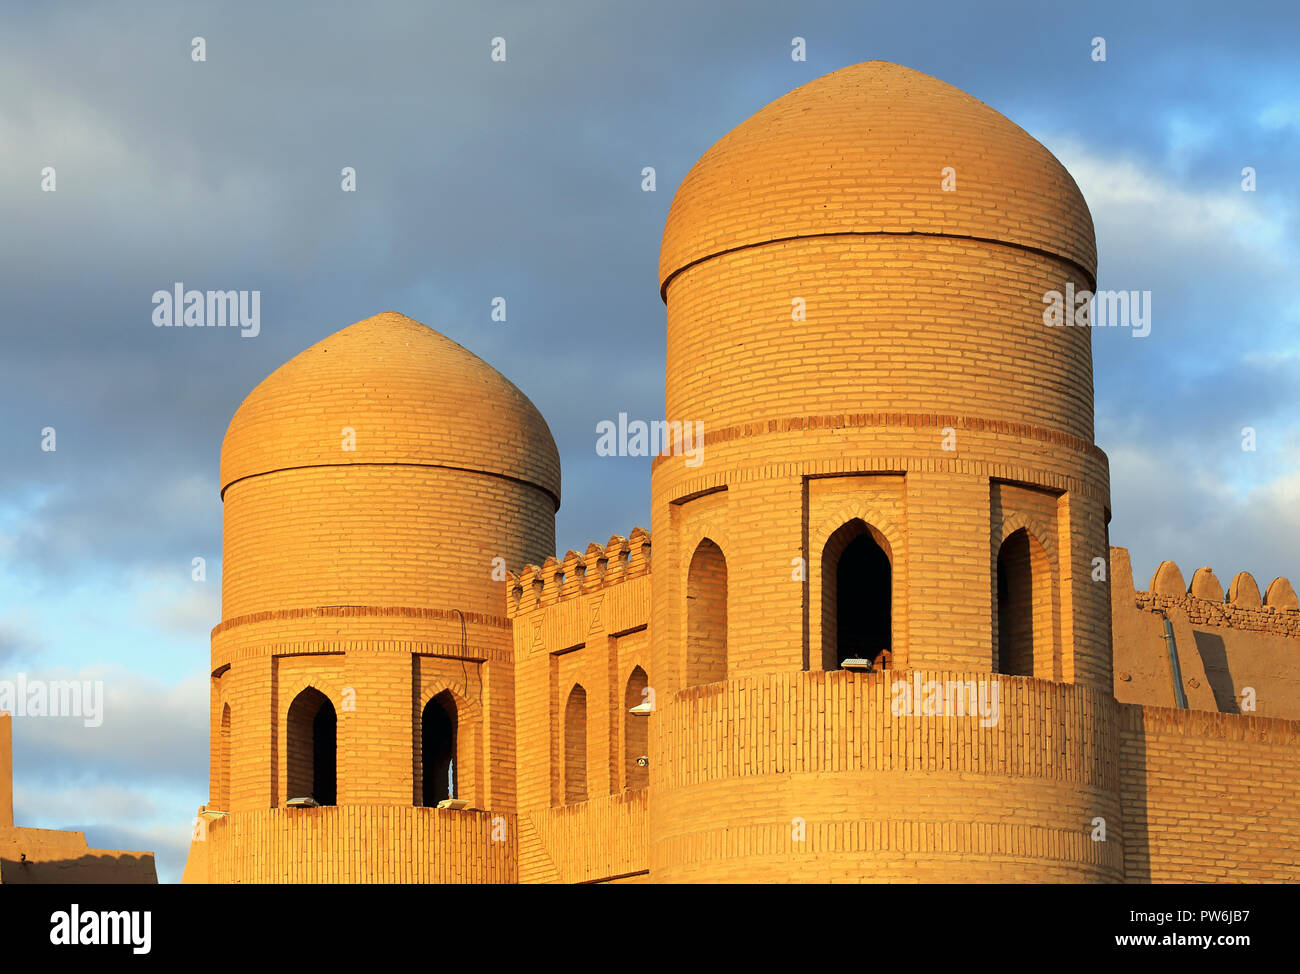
[220, 311, 560, 506]
[659, 61, 1096, 296]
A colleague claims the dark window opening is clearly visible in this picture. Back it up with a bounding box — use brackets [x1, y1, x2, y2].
[287, 688, 336, 806]
[312, 701, 336, 806]
[422, 692, 457, 806]
[836, 533, 891, 666]
[822, 521, 892, 670]
[997, 528, 1040, 677]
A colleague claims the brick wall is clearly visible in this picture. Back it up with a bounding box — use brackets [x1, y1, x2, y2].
[507, 536, 651, 817]
[1119, 706, 1300, 881]
[518, 791, 648, 884]
[222, 465, 555, 620]
[187, 806, 514, 883]
[648, 670, 1122, 882]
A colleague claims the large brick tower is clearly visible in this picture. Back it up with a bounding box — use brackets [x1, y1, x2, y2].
[186, 311, 558, 882]
[647, 61, 1117, 881]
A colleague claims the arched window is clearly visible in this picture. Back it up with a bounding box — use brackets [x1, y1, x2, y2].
[564, 684, 587, 804]
[624, 667, 649, 790]
[287, 688, 336, 806]
[686, 538, 727, 686]
[996, 528, 1052, 677]
[422, 691, 457, 806]
[215, 702, 231, 810]
[822, 520, 892, 670]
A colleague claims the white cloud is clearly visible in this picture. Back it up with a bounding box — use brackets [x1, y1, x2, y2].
[1109, 441, 1300, 591]
[8, 666, 207, 783]
[1050, 137, 1292, 264]
[12, 780, 160, 824]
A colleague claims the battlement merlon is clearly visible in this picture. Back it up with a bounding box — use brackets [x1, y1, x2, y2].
[505, 528, 650, 618]
[1110, 546, 1297, 616]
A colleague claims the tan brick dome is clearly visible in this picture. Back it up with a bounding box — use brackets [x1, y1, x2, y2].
[220, 311, 560, 506]
[659, 60, 1097, 296]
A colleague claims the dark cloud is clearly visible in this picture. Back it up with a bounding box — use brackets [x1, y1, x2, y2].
[8, 669, 207, 788]
[2, 0, 1297, 565]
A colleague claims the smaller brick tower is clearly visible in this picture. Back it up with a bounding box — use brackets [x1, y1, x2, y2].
[185, 311, 559, 882]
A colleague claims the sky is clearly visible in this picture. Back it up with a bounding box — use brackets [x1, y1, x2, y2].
[0, 0, 1296, 883]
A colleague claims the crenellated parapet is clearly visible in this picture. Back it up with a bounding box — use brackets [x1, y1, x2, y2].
[1124, 556, 1299, 636]
[505, 528, 651, 618]
[1110, 546, 1300, 720]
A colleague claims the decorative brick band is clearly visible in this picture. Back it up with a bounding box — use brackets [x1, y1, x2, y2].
[660, 229, 1098, 302]
[650, 411, 1107, 471]
[221, 460, 560, 510]
[212, 604, 511, 638]
[209, 640, 512, 673]
[660, 455, 1109, 510]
